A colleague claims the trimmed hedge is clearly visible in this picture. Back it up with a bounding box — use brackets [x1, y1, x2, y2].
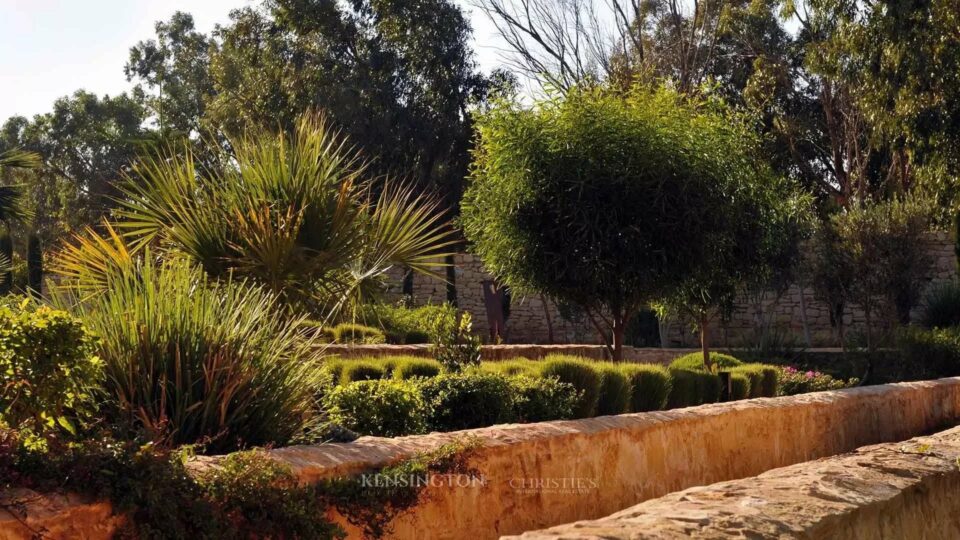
[898, 326, 960, 379]
[511, 375, 578, 422]
[393, 358, 442, 380]
[419, 372, 516, 431]
[322, 380, 427, 437]
[730, 372, 751, 400]
[340, 362, 387, 384]
[669, 352, 743, 372]
[595, 364, 631, 416]
[483, 359, 540, 377]
[730, 364, 780, 398]
[667, 368, 722, 408]
[620, 364, 672, 412]
[539, 356, 602, 418]
[330, 323, 386, 344]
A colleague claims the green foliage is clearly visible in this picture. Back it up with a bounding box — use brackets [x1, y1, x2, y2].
[393, 358, 442, 380]
[508, 375, 578, 423]
[419, 372, 516, 431]
[0, 229, 11, 296]
[539, 356, 602, 418]
[323, 380, 428, 437]
[897, 326, 960, 380]
[919, 281, 960, 329]
[729, 373, 751, 400]
[619, 364, 673, 412]
[464, 85, 804, 360]
[52, 240, 323, 453]
[778, 366, 858, 396]
[669, 352, 743, 372]
[431, 310, 482, 372]
[25, 233, 41, 295]
[340, 362, 387, 384]
[358, 301, 455, 344]
[666, 369, 722, 408]
[331, 323, 387, 345]
[0, 300, 101, 436]
[594, 364, 631, 416]
[114, 114, 455, 314]
[482, 359, 540, 377]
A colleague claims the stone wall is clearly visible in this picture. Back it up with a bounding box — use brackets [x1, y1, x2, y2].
[388, 232, 957, 347]
[512, 424, 960, 539]
[321, 344, 692, 363]
[6, 378, 960, 539]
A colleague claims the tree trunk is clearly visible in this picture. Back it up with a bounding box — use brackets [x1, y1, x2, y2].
[700, 315, 712, 372]
[540, 294, 555, 344]
[611, 317, 625, 362]
[861, 308, 874, 385]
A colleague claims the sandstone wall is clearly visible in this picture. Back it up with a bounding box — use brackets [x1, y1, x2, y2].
[511, 424, 960, 539]
[6, 378, 960, 539]
[387, 232, 957, 347]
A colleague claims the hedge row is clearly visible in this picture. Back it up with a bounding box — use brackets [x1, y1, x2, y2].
[320, 354, 783, 436]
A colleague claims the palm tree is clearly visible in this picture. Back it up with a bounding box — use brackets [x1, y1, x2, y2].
[55, 114, 456, 319]
[0, 150, 37, 293]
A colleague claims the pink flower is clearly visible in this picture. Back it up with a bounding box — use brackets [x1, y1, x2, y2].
[805, 371, 815, 378]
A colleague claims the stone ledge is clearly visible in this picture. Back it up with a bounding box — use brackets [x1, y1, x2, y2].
[508, 424, 960, 539]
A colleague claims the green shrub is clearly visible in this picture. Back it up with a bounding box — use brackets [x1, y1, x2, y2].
[778, 366, 858, 396]
[919, 281, 960, 329]
[419, 372, 515, 431]
[509, 375, 578, 422]
[729, 373, 751, 400]
[358, 301, 455, 344]
[595, 364, 631, 416]
[899, 325, 960, 379]
[482, 359, 539, 377]
[403, 330, 431, 344]
[667, 369, 722, 408]
[393, 358, 442, 380]
[431, 310, 482, 372]
[331, 323, 386, 344]
[297, 319, 335, 342]
[54, 260, 323, 453]
[0, 300, 102, 436]
[730, 366, 764, 398]
[620, 364, 672, 412]
[539, 356, 602, 418]
[669, 352, 743, 372]
[340, 362, 387, 383]
[323, 379, 428, 437]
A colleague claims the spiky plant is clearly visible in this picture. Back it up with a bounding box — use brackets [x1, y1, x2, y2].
[52, 224, 325, 453]
[114, 114, 456, 317]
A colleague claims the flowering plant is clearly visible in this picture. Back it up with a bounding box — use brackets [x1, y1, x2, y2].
[778, 366, 858, 396]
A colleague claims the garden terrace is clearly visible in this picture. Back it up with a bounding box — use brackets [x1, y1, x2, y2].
[5, 377, 960, 539]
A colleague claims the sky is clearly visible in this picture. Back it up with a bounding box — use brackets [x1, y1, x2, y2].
[0, 0, 505, 122]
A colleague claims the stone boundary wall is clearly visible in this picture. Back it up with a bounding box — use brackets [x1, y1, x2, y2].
[511, 424, 960, 539]
[322, 344, 693, 364]
[387, 232, 958, 347]
[5, 378, 960, 539]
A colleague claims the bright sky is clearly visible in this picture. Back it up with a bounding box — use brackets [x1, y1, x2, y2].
[0, 0, 505, 122]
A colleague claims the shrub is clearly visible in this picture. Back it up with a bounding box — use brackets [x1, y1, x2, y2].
[431, 310, 482, 372]
[340, 362, 387, 383]
[595, 364, 631, 416]
[323, 380, 427, 437]
[509, 376, 578, 422]
[52, 257, 323, 453]
[393, 358, 442, 380]
[666, 369, 722, 408]
[482, 359, 539, 377]
[331, 323, 386, 344]
[620, 364, 672, 412]
[730, 366, 763, 398]
[919, 281, 960, 329]
[669, 352, 742, 372]
[731, 364, 780, 398]
[539, 356, 602, 418]
[358, 301, 455, 344]
[778, 366, 858, 396]
[419, 372, 515, 431]
[0, 299, 102, 435]
[729, 373, 751, 400]
[899, 326, 960, 378]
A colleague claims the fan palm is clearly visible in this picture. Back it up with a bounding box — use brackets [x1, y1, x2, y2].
[0, 149, 38, 291]
[111, 113, 456, 317]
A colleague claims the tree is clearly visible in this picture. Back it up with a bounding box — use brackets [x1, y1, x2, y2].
[811, 196, 933, 380]
[463, 86, 786, 361]
[93, 113, 457, 316]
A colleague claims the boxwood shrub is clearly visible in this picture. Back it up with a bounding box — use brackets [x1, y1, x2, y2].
[330, 323, 386, 344]
[510, 375, 578, 422]
[340, 361, 387, 384]
[393, 358, 443, 380]
[620, 364, 672, 412]
[539, 356, 602, 418]
[669, 352, 743, 372]
[730, 372, 751, 400]
[595, 364, 631, 416]
[322, 379, 427, 437]
[667, 369, 722, 408]
[419, 372, 516, 431]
